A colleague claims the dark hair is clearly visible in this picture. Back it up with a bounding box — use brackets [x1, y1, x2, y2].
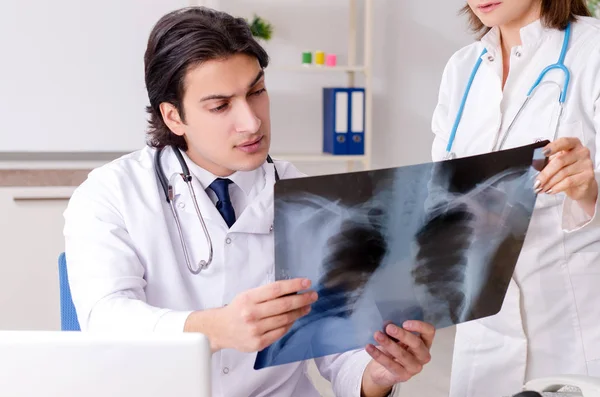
[461, 0, 592, 39]
[144, 6, 269, 150]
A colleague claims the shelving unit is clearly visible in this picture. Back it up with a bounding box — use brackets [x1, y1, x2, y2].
[270, 0, 374, 172]
[269, 65, 367, 74]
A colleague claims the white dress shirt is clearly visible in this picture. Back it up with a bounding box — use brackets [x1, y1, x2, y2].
[181, 150, 259, 218]
[63, 145, 373, 397]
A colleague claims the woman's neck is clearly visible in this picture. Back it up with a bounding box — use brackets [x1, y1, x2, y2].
[498, 4, 542, 88]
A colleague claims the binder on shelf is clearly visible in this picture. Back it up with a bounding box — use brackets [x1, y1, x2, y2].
[323, 87, 349, 155]
[322, 87, 365, 155]
[348, 88, 365, 155]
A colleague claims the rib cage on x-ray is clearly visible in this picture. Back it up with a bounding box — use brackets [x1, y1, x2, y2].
[411, 162, 536, 327]
[274, 193, 388, 320]
[272, 163, 537, 328]
[271, 162, 535, 332]
[256, 144, 542, 369]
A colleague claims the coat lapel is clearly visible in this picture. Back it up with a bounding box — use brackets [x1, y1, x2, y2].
[159, 146, 219, 223]
[160, 146, 276, 234]
[230, 162, 276, 235]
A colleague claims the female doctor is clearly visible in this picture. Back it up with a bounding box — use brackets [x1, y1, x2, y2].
[431, 0, 600, 396]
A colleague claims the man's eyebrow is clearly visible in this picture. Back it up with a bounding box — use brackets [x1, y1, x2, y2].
[199, 70, 265, 103]
[248, 70, 264, 88]
[200, 93, 233, 102]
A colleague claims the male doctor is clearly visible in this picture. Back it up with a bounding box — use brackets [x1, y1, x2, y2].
[63, 6, 435, 397]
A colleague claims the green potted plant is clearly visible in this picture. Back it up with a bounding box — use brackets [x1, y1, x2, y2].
[246, 14, 273, 41]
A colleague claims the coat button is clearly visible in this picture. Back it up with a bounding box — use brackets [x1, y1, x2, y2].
[225, 237, 232, 244]
[487, 54, 494, 62]
[222, 367, 229, 374]
[177, 201, 185, 209]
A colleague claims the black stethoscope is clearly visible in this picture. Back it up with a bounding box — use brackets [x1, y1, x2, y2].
[154, 145, 280, 274]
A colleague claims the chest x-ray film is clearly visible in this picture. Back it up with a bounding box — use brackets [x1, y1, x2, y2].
[254, 141, 549, 370]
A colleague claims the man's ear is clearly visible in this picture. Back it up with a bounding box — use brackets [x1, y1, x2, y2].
[159, 102, 186, 137]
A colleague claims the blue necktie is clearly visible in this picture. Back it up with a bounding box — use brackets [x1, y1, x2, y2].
[208, 178, 236, 228]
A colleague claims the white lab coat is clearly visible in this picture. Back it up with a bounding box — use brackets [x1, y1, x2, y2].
[431, 17, 600, 397]
[62, 145, 372, 397]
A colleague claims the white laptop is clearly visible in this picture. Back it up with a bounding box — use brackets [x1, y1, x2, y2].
[0, 331, 212, 397]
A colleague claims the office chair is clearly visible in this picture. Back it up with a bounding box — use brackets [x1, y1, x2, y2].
[58, 252, 81, 331]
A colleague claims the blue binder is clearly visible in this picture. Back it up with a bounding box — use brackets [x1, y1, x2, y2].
[323, 87, 365, 155]
[348, 88, 365, 155]
[323, 87, 349, 155]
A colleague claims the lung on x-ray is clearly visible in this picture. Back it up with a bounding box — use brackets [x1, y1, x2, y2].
[254, 142, 548, 370]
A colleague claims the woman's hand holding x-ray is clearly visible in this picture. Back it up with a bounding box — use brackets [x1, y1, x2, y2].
[537, 137, 598, 215]
[361, 320, 435, 396]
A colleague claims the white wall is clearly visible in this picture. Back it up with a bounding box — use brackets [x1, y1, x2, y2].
[0, 0, 472, 169]
[370, 1, 472, 168]
[0, 0, 187, 153]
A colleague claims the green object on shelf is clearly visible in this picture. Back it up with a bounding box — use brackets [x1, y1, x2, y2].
[302, 51, 312, 65]
[246, 14, 274, 41]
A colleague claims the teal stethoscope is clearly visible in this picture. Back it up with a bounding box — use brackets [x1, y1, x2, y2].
[445, 22, 572, 160]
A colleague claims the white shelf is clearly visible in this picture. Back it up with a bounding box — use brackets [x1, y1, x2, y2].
[271, 153, 366, 163]
[269, 65, 367, 73]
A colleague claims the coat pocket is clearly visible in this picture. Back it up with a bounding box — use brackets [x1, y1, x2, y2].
[566, 252, 600, 364]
